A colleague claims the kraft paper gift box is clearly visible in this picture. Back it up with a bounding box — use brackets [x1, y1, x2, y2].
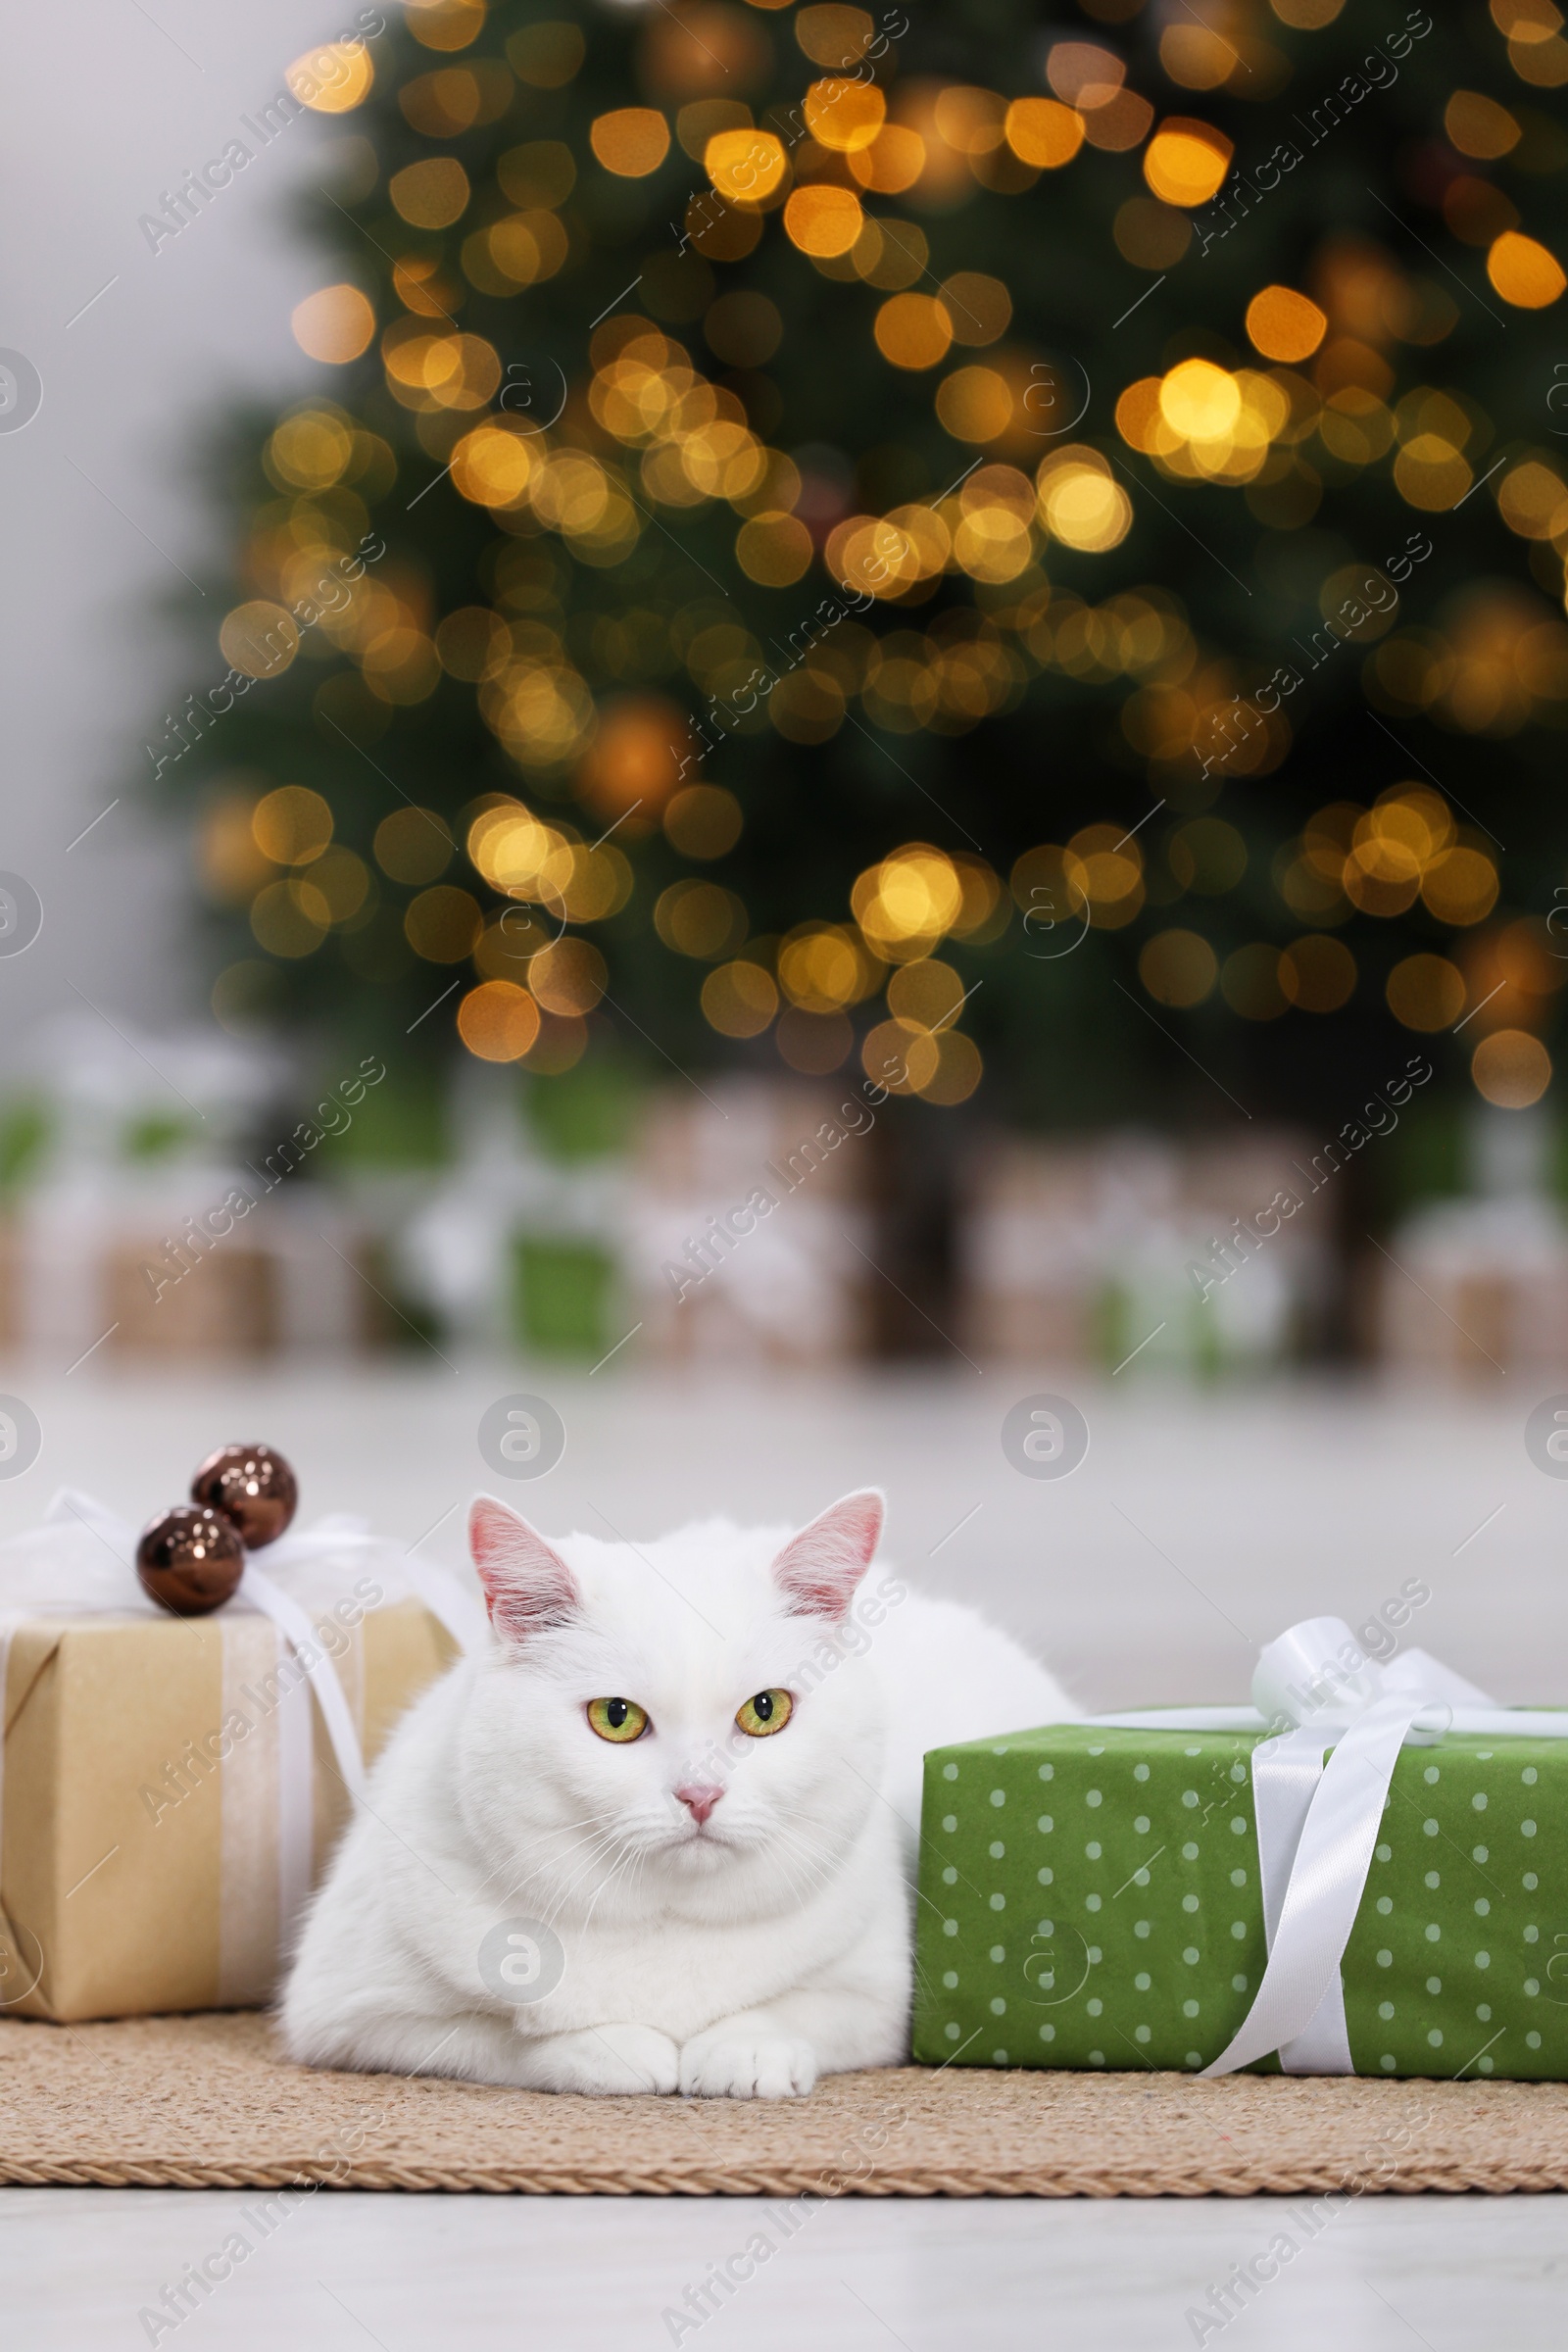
[0, 1493, 483, 2022]
[912, 1618, 1568, 2082]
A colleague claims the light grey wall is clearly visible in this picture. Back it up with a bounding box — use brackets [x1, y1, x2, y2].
[0, 0, 378, 1069]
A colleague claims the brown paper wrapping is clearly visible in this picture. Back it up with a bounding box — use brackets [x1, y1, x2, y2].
[0, 1596, 455, 2022]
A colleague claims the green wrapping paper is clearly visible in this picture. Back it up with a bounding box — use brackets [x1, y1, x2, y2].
[912, 1724, 1568, 2080]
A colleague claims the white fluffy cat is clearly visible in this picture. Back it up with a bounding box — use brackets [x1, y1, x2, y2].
[280, 1490, 1074, 2098]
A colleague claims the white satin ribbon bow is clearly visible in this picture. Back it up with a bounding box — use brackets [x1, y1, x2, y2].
[1093, 1616, 1568, 2078]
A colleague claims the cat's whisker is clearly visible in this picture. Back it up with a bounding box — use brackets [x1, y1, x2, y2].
[473, 1813, 613, 1900]
[539, 1825, 642, 1927]
[535, 1839, 626, 1923]
[501, 1823, 627, 1921]
[579, 1838, 645, 1932]
[767, 1818, 841, 1893]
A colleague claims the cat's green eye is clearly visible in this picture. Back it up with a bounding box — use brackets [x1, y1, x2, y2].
[587, 1696, 649, 1743]
[735, 1689, 793, 1739]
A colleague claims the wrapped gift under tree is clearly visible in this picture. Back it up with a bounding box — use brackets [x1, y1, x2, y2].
[914, 1619, 1568, 2082]
[0, 1446, 484, 2022]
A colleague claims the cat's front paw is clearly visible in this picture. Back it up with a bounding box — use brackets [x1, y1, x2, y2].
[679, 2032, 818, 2100]
[534, 2023, 679, 2095]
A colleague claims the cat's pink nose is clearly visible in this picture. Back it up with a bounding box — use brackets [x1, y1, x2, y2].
[674, 1783, 724, 1826]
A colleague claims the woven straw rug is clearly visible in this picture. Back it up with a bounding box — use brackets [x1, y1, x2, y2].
[2, 2015, 1566, 2196]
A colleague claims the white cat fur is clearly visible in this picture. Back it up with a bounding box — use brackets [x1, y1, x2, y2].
[280, 1490, 1076, 2099]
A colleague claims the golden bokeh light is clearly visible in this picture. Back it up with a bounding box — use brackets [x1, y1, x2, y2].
[200, 794, 276, 903]
[1037, 450, 1132, 552]
[1497, 460, 1568, 538]
[457, 980, 541, 1061]
[861, 1017, 939, 1095]
[405, 885, 483, 961]
[735, 510, 814, 584]
[702, 958, 778, 1037]
[914, 1031, 982, 1105]
[1139, 928, 1218, 1007]
[655, 879, 748, 958]
[847, 124, 926, 194]
[705, 128, 787, 203]
[1279, 933, 1356, 1012]
[408, 0, 486, 54]
[796, 6, 874, 67]
[1245, 285, 1328, 364]
[497, 139, 576, 208]
[1160, 23, 1235, 88]
[527, 1010, 588, 1074]
[1472, 1027, 1551, 1107]
[451, 422, 536, 509]
[664, 785, 743, 859]
[940, 273, 1012, 347]
[1445, 89, 1521, 158]
[221, 602, 300, 681]
[304, 847, 370, 924]
[374, 808, 452, 885]
[1387, 954, 1467, 1031]
[1421, 846, 1500, 926]
[508, 20, 585, 85]
[873, 292, 953, 369]
[783, 183, 863, 256]
[1159, 359, 1241, 440]
[805, 77, 886, 152]
[770, 665, 848, 740]
[1064, 823, 1144, 927]
[290, 284, 375, 364]
[1143, 118, 1233, 207]
[250, 881, 325, 959]
[1487, 230, 1567, 308]
[266, 410, 353, 490]
[529, 937, 607, 1017]
[591, 108, 671, 177]
[383, 326, 504, 413]
[469, 804, 564, 897]
[936, 365, 1013, 442]
[389, 157, 471, 227]
[933, 83, 1009, 156]
[778, 924, 867, 1012]
[1393, 432, 1472, 511]
[287, 41, 375, 114]
[1114, 198, 1193, 271]
[951, 862, 1004, 941]
[1004, 96, 1084, 170]
[1046, 41, 1124, 107]
[575, 695, 687, 826]
[252, 785, 332, 866]
[401, 67, 492, 136]
[854, 845, 964, 958]
[362, 626, 440, 709]
[886, 956, 964, 1031]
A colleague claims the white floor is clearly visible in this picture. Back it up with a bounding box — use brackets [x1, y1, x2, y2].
[4, 2184, 1566, 2349]
[2, 1361, 1565, 2340]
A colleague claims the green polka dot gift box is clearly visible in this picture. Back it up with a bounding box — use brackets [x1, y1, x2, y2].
[912, 1620, 1568, 2081]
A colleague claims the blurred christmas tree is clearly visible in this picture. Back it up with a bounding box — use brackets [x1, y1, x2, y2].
[160, 0, 1568, 1141]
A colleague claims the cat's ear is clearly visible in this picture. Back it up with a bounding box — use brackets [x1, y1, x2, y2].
[771, 1489, 884, 1622]
[468, 1495, 580, 1645]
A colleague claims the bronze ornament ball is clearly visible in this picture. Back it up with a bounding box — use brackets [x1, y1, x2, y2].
[190, 1443, 299, 1549]
[136, 1506, 245, 1617]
